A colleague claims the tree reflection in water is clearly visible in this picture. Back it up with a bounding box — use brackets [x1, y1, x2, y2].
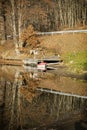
[0, 66, 87, 130]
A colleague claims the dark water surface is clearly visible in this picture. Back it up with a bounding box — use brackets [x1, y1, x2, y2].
[0, 65, 87, 130]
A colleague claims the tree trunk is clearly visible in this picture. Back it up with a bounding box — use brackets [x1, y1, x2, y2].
[18, 0, 24, 48]
[10, 0, 18, 48]
[0, 2, 7, 44]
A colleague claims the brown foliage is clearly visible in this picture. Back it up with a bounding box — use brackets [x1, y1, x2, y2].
[20, 25, 36, 41]
[29, 5, 47, 18]
[20, 87, 35, 103]
[43, 0, 56, 8]
[20, 25, 40, 48]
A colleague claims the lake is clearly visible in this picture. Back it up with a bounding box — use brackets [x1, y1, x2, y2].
[0, 65, 87, 130]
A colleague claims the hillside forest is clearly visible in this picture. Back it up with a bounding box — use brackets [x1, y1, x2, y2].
[0, 0, 87, 48]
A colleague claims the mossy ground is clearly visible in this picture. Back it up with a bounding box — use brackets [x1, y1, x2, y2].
[62, 51, 87, 73]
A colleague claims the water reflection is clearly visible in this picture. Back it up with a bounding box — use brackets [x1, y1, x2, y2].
[0, 65, 87, 130]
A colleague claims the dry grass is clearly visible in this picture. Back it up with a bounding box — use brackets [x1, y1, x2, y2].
[39, 33, 87, 55]
[0, 33, 87, 60]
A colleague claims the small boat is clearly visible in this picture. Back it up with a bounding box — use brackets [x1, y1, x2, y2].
[23, 58, 47, 71]
[37, 62, 47, 71]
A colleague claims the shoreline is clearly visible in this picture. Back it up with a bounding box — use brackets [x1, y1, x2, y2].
[0, 58, 22, 66]
[0, 63, 87, 97]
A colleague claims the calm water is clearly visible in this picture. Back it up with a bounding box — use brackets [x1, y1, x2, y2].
[0, 65, 87, 130]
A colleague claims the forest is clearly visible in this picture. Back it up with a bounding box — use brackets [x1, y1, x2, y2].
[0, 0, 87, 48]
[0, 1, 87, 130]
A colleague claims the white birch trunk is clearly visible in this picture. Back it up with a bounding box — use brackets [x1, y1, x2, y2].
[10, 0, 18, 49]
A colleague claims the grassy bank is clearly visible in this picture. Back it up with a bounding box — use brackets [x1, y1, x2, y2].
[62, 51, 87, 73]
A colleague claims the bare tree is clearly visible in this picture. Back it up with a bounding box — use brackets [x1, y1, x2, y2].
[0, 1, 7, 43]
[10, 0, 18, 48]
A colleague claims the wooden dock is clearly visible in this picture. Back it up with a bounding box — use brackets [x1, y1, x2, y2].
[38, 58, 62, 63]
[0, 57, 62, 66]
[23, 57, 62, 64]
